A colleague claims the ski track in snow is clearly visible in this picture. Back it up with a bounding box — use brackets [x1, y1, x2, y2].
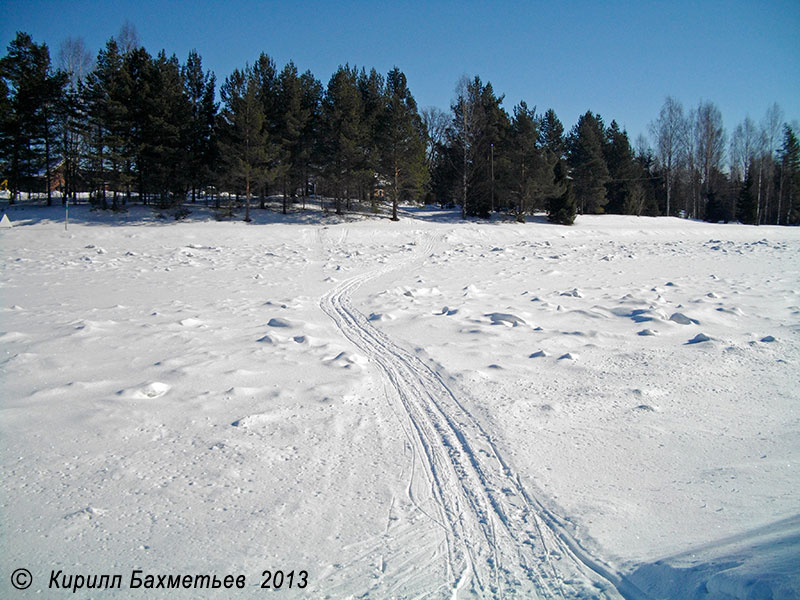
[319, 231, 637, 600]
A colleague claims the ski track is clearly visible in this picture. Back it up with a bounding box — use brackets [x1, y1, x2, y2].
[319, 230, 641, 600]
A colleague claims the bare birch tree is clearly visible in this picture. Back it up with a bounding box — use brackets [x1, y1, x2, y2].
[650, 96, 686, 216]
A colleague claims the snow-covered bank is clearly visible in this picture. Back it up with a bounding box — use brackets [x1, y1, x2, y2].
[1, 205, 798, 598]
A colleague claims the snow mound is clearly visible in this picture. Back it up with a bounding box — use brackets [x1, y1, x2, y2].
[64, 506, 106, 520]
[257, 333, 285, 344]
[609, 307, 668, 323]
[463, 284, 482, 296]
[402, 287, 441, 298]
[0, 331, 27, 342]
[687, 333, 712, 344]
[529, 350, 549, 358]
[560, 288, 583, 298]
[268, 317, 294, 328]
[324, 351, 369, 369]
[670, 312, 700, 325]
[485, 312, 527, 327]
[368, 312, 395, 322]
[118, 382, 171, 399]
[638, 329, 659, 336]
[179, 318, 204, 327]
[760, 335, 777, 343]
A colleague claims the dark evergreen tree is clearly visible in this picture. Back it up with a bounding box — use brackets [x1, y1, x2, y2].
[538, 108, 565, 159]
[603, 121, 643, 214]
[568, 111, 609, 214]
[148, 51, 191, 207]
[298, 70, 322, 207]
[0, 32, 66, 203]
[547, 159, 576, 225]
[122, 47, 153, 204]
[704, 189, 730, 223]
[321, 65, 364, 214]
[83, 39, 124, 208]
[735, 168, 757, 224]
[634, 141, 661, 216]
[251, 53, 278, 206]
[448, 76, 509, 218]
[377, 66, 427, 220]
[778, 126, 799, 225]
[183, 50, 217, 203]
[507, 101, 541, 219]
[357, 67, 385, 209]
[219, 66, 267, 221]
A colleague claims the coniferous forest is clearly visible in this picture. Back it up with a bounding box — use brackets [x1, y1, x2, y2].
[2, 30, 799, 225]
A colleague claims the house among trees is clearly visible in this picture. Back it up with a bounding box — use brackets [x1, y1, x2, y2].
[35, 160, 66, 193]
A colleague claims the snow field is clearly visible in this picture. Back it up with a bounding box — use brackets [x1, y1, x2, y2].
[1, 206, 799, 598]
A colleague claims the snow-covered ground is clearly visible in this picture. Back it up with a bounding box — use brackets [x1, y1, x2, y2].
[1, 204, 798, 599]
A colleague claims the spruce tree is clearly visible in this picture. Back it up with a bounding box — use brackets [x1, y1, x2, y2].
[603, 121, 642, 215]
[779, 126, 800, 225]
[568, 111, 609, 214]
[547, 159, 576, 225]
[538, 108, 565, 159]
[735, 169, 757, 224]
[507, 101, 540, 219]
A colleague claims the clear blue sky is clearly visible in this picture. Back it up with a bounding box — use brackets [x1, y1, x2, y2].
[2, 0, 798, 145]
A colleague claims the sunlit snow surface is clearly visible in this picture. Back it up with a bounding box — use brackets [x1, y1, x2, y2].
[1, 204, 798, 599]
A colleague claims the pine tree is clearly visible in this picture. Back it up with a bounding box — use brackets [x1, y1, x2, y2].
[183, 50, 217, 203]
[276, 61, 308, 214]
[252, 53, 278, 206]
[298, 70, 322, 208]
[148, 51, 191, 207]
[219, 66, 267, 221]
[358, 67, 386, 210]
[84, 39, 124, 208]
[0, 32, 66, 203]
[321, 65, 364, 214]
[377, 67, 427, 220]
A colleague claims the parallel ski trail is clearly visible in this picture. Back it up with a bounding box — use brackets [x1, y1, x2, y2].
[320, 231, 636, 599]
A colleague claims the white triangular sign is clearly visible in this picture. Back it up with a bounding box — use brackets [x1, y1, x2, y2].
[0, 214, 12, 228]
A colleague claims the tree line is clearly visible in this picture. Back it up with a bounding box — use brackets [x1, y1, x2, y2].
[1, 29, 799, 225]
